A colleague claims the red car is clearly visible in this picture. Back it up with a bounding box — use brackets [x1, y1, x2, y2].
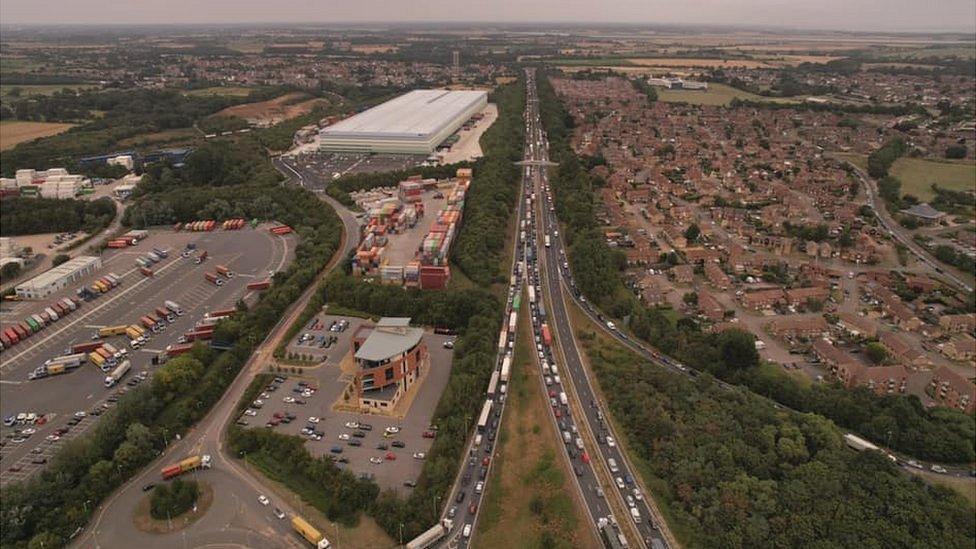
[581, 451, 590, 464]
[386, 452, 396, 461]
[422, 430, 436, 439]
[273, 412, 284, 419]
[554, 409, 562, 418]
[548, 390, 557, 398]
[482, 456, 490, 467]
[468, 503, 478, 514]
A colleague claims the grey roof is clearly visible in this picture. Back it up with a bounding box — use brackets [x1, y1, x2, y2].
[321, 90, 487, 140]
[355, 317, 423, 362]
[900, 202, 946, 219]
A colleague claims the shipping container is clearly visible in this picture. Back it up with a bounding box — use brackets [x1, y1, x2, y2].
[246, 280, 270, 291]
[98, 325, 128, 337]
[205, 308, 235, 319]
[215, 265, 233, 277]
[72, 341, 102, 354]
[204, 272, 223, 286]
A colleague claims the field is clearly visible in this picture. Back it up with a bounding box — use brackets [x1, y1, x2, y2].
[889, 158, 976, 201]
[0, 84, 99, 97]
[628, 57, 775, 69]
[477, 296, 597, 548]
[0, 121, 76, 150]
[185, 86, 255, 97]
[213, 92, 327, 126]
[116, 128, 200, 148]
[910, 470, 976, 506]
[657, 82, 800, 107]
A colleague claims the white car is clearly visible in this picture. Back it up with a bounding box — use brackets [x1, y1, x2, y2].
[283, 396, 296, 403]
[615, 477, 625, 489]
[308, 417, 320, 424]
[21, 428, 36, 435]
[344, 422, 360, 429]
[253, 400, 264, 407]
[626, 495, 636, 508]
[74, 411, 87, 419]
[338, 434, 351, 441]
[606, 436, 616, 448]
[553, 375, 561, 385]
[385, 426, 400, 434]
[258, 495, 270, 506]
[931, 465, 948, 474]
[633, 488, 643, 501]
[369, 457, 383, 464]
[475, 481, 484, 494]
[544, 376, 552, 386]
[244, 410, 257, 417]
[412, 452, 426, 460]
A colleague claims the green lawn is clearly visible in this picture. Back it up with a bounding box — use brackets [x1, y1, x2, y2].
[657, 83, 800, 107]
[889, 157, 976, 201]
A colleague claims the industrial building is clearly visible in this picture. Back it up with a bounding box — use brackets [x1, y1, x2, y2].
[0, 168, 90, 199]
[15, 256, 102, 299]
[351, 317, 429, 409]
[319, 90, 488, 154]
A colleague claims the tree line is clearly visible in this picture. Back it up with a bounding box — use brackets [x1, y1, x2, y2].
[0, 197, 116, 237]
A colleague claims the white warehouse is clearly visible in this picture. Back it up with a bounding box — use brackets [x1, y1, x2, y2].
[15, 255, 102, 299]
[319, 89, 488, 154]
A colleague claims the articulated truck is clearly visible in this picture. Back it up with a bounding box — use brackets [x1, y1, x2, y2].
[165, 300, 184, 316]
[406, 519, 454, 549]
[160, 454, 212, 480]
[291, 516, 331, 548]
[104, 360, 131, 388]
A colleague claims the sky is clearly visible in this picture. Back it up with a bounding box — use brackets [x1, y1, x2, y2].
[1, 0, 974, 33]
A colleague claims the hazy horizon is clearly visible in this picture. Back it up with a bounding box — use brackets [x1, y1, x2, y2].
[2, 0, 975, 34]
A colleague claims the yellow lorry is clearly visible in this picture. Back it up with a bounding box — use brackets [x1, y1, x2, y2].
[291, 516, 331, 549]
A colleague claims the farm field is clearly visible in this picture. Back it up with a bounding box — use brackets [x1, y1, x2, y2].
[889, 157, 976, 201]
[212, 92, 327, 126]
[657, 82, 800, 106]
[0, 121, 76, 151]
[1, 84, 99, 97]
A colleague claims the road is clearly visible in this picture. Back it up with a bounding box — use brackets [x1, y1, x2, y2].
[71, 161, 360, 549]
[838, 158, 973, 293]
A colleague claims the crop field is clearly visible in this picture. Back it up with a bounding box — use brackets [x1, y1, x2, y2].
[0, 121, 76, 150]
[889, 158, 976, 201]
[212, 92, 327, 126]
[627, 57, 775, 69]
[657, 83, 800, 107]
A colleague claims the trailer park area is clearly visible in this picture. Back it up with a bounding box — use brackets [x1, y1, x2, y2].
[0, 223, 295, 485]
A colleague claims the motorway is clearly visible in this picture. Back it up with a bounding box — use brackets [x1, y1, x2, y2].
[71, 161, 360, 549]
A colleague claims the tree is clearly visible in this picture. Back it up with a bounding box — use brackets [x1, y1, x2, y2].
[718, 329, 759, 371]
[683, 292, 699, 307]
[945, 145, 967, 159]
[52, 254, 70, 267]
[684, 223, 701, 243]
[1, 261, 21, 279]
[865, 342, 889, 364]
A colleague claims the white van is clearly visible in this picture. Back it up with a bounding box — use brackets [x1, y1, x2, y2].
[551, 364, 559, 376]
[630, 507, 641, 523]
[463, 524, 472, 538]
[474, 434, 482, 447]
[562, 431, 572, 444]
[608, 458, 619, 473]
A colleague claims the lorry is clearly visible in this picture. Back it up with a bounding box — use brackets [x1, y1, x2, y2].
[541, 324, 552, 346]
[204, 308, 234, 319]
[44, 307, 59, 322]
[406, 519, 454, 549]
[270, 225, 293, 235]
[291, 516, 331, 549]
[160, 454, 212, 480]
[72, 341, 102, 354]
[204, 272, 224, 286]
[45, 353, 86, 368]
[843, 433, 880, 453]
[104, 360, 131, 387]
[136, 257, 151, 268]
[246, 280, 270, 291]
[140, 316, 157, 330]
[215, 265, 234, 278]
[147, 252, 161, 263]
[179, 330, 213, 343]
[165, 344, 194, 358]
[155, 307, 174, 322]
[125, 326, 143, 340]
[165, 301, 184, 316]
[89, 352, 106, 369]
[194, 250, 208, 264]
[98, 325, 129, 338]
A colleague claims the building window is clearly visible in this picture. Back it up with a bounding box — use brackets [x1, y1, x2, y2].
[385, 368, 394, 381]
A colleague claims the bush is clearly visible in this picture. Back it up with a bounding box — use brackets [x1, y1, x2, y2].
[150, 479, 199, 520]
[51, 254, 70, 267]
[0, 197, 116, 236]
[945, 144, 967, 159]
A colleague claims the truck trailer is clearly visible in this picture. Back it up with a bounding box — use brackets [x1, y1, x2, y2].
[104, 360, 131, 387]
[160, 454, 212, 480]
[291, 516, 331, 549]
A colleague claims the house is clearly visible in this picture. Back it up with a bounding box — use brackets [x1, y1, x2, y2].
[671, 264, 694, 284]
[928, 366, 975, 414]
[940, 314, 976, 335]
[785, 286, 830, 308]
[742, 288, 786, 310]
[857, 365, 909, 395]
[704, 262, 731, 290]
[812, 338, 859, 381]
[885, 299, 922, 332]
[941, 335, 976, 362]
[879, 331, 929, 367]
[900, 202, 946, 224]
[836, 312, 879, 339]
[766, 316, 829, 338]
[697, 290, 725, 321]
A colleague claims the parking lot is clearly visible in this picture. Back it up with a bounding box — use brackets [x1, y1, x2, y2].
[0, 225, 295, 484]
[282, 151, 427, 190]
[242, 314, 455, 491]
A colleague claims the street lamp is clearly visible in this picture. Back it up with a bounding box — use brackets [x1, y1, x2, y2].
[399, 523, 403, 546]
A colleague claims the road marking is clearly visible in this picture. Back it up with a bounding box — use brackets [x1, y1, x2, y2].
[0, 380, 22, 385]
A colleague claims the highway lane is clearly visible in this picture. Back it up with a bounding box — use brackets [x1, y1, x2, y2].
[72, 163, 360, 549]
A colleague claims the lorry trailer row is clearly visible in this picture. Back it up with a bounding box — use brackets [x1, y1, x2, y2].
[0, 297, 80, 351]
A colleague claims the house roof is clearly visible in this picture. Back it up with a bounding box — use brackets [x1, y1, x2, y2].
[900, 202, 946, 220]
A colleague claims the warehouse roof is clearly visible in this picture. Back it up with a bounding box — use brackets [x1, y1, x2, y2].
[355, 317, 424, 363]
[322, 90, 487, 140]
[17, 255, 100, 290]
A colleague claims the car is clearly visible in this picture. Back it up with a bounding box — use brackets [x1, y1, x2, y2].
[294, 399, 306, 405]
[475, 481, 484, 494]
[624, 474, 634, 485]
[581, 451, 590, 464]
[633, 488, 643, 501]
[596, 488, 605, 498]
[244, 410, 257, 417]
[606, 436, 616, 447]
[385, 426, 400, 434]
[615, 477, 625, 489]
[382, 431, 395, 439]
[348, 440, 362, 447]
[482, 456, 490, 466]
[258, 495, 270, 506]
[376, 443, 388, 450]
[468, 503, 478, 514]
[8, 465, 23, 472]
[448, 506, 458, 519]
[385, 452, 396, 461]
[391, 440, 405, 448]
[30, 457, 47, 465]
[907, 460, 924, 470]
[308, 416, 320, 423]
[142, 483, 156, 492]
[74, 411, 87, 419]
[45, 435, 60, 442]
[422, 430, 436, 439]
[344, 421, 360, 429]
[330, 446, 343, 454]
[22, 428, 36, 435]
[443, 340, 455, 349]
[236, 419, 250, 426]
[369, 457, 383, 464]
[413, 452, 426, 460]
[273, 507, 286, 519]
[4, 415, 16, 427]
[352, 431, 366, 438]
[931, 465, 948, 474]
[283, 396, 296, 403]
[456, 491, 466, 504]
[359, 423, 373, 431]
[30, 448, 43, 455]
[338, 434, 351, 441]
[404, 480, 417, 488]
[626, 495, 636, 508]
[463, 524, 472, 538]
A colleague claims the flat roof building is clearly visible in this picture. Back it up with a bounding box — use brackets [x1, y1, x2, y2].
[15, 255, 101, 299]
[320, 90, 488, 154]
[351, 317, 429, 410]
